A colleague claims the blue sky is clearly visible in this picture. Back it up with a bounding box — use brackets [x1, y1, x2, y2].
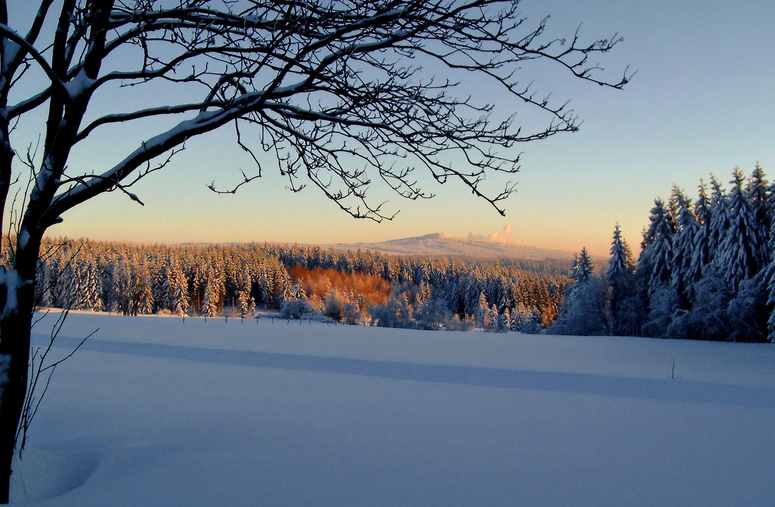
[10, 0, 775, 256]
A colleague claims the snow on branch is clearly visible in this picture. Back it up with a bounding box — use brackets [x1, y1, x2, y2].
[9, 0, 629, 228]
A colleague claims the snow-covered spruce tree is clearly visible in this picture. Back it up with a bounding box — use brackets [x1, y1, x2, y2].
[153, 258, 172, 314]
[232, 263, 251, 317]
[276, 269, 294, 304]
[257, 269, 273, 308]
[763, 199, 775, 343]
[549, 275, 609, 336]
[571, 248, 595, 284]
[487, 304, 499, 331]
[746, 162, 770, 251]
[636, 198, 668, 301]
[132, 259, 154, 316]
[606, 225, 637, 336]
[715, 168, 766, 292]
[201, 270, 223, 318]
[707, 175, 732, 261]
[510, 303, 527, 332]
[686, 181, 712, 298]
[110, 259, 133, 316]
[496, 309, 509, 333]
[475, 291, 489, 329]
[642, 201, 674, 299]
[669, 186, 698, 307]
[417, 281, 431, 307]
[0, 1, 629, 499]
[169, 261, 190, 317]
[549, 248, 609, 336]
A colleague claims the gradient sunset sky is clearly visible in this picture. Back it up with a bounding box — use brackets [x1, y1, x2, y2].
[9, 0, 775, 256]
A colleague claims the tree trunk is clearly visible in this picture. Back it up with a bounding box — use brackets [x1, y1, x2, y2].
[0, 227, 40, 503]
[0, 270, 34, 504]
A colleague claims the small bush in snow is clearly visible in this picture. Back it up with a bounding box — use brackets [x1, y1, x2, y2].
[413, 298, 453, 330]
[342, 301, 361, 325]
[323, 290, 346, 322]
[279, 299, 315, 320]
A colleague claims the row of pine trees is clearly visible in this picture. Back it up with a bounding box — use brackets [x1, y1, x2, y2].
[554, 164, 775, 343]
[29, 237, 569, 329]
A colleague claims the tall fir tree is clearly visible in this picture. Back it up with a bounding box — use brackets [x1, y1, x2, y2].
[607, 225, 636, 335]
[640, 198, 669, 254]
[707, 174, 731, 262]
[642, 199, 674, 299]
[670, 186, 698, 306]
[687, 181, 712, 295]
[763, 191, 775, 343]
[745, 163, 771, 263]
[475, 291, 489, 329]
[571, 247, 595, 283]
[716, 168, 765, 291]
[202, 270, 223, 317]
[168, 258, 190, 316]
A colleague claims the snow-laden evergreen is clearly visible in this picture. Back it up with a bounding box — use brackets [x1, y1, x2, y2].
[548, 248, 608, 336]
[707, 175, 731, 260]
[715, 169, 767, 291]
[669, 187, 698, 306]
[570, 248, 595, 284]
[640, 198, 674, 299]
[686, 182, 712, 295]
[555, 164, 774, 342]
[607, 225, 637, 336]
[747, 162, 770, 240]
[763, 206, 775, 343]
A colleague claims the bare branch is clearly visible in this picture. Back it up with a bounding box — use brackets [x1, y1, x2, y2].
[0, 23, 69, 100]
[11, 0, 631, 230]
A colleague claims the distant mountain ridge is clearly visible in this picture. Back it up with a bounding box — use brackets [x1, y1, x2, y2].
[328, 233, 578, 261]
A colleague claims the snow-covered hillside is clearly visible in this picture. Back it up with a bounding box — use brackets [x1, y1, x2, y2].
[11, 312, 775, 506]
[329, 233, 578, 261]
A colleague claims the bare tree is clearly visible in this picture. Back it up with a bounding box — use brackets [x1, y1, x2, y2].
[0, 0, 629, 501]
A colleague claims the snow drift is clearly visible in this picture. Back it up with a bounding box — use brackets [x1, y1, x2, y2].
[10, 312, 775, 506]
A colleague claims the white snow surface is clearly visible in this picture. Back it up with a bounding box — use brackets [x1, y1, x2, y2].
[10, 311, 775, 506]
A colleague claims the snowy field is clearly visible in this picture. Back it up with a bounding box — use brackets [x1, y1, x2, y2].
[9, 311, 775, 506]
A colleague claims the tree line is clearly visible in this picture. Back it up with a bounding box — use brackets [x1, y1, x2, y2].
[29, 238, 570, 331]
[552, 163, 775, 343]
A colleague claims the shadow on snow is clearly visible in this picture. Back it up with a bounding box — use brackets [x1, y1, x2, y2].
[43, 335, 775, 410]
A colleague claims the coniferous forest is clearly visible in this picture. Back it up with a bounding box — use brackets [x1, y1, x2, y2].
[553, 163, 775, 343]
[16, 164, 773, 343]
[26, 238, 567, 333]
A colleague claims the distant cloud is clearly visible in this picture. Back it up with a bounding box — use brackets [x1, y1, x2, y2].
[468, 224, 513, 243]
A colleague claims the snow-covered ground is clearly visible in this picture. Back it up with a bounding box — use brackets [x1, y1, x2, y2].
[10, 311, 775, 506]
